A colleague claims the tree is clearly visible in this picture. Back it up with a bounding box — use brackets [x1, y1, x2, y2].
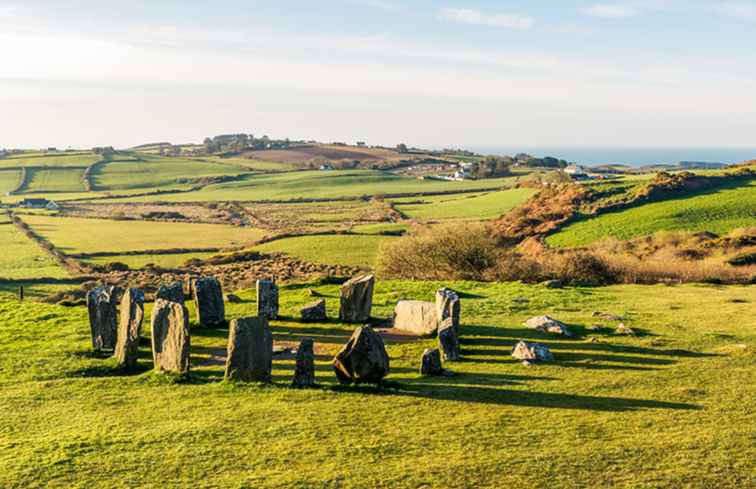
[396, 143, 408, 153]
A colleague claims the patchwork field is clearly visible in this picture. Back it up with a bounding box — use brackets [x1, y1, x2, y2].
[393, 188, 536, 221]
[20, 215, 268, 254]
[253, 234, 397, 267]
[107, 170, 518, 203]
[548, 179, 756, 247]
[82, 252, 218, 269]
[0, 280, 753, 487]
[243, 144, 402, 165]
[0, 169, 21, 194]
[92, 156, 246, 191]
[0, 152, 100, 168]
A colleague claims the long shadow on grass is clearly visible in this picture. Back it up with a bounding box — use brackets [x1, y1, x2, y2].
[380, 383, 701, 411]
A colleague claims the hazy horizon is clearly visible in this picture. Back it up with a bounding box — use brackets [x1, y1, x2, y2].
[3, 1, 756, 149]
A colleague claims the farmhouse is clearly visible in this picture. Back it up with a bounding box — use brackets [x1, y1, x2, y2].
[564, 164, 589, 178]
[18, 198, 59, 210]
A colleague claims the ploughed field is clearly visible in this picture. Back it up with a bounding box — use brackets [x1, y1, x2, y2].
[0, 280, 754, 487]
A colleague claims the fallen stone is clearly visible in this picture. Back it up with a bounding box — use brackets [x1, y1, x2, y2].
[87, 285, 121, 351]
[524, 315, 573, 337]
[156, 282, 184, 304]
[615, 323, 636, 335]
[224, 316, 273, 382]
[339, 274, 374, 323]
[256, 279, 279, 320]
[438, 317, 460, 361]
[292, 338, 316, 388]
[300, 299, 327, 322]
[151, 298, 190, 374]
[192, 276, 225, 327]
[420, 348, 444, 376]
[435, 287, 461, 336]
[511, 341, 554, 363]
[592, 311, 624, 321]
[541, 279, 564, 289]
[114, 288, 145, 371]
[333, 326, 389, 384]
[393, 300, 437, 336]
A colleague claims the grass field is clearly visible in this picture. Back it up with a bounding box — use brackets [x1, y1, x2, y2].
[93, 156, 245, 191]
[82, 252, 218, 269]
[0, 280, 753, 487]
[0, 152, 100, 168]
[0, 169, 21, 194]
[351, 222, 409, 234]
[0, 221, 68, 279]
[106, 171, 518, 203]
[253, 234, 397, 267]
[201, 156, 298, 171]
[24, 168, 86, 194]
[548, 180, 756, 247]
[393, 188, 536, 221]
[21, 215, 267, 254]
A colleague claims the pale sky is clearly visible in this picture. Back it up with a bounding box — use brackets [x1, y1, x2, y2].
[2, 0, 756, 149]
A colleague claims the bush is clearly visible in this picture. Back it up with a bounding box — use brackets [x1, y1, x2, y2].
[549, 252, 617, 286]
[377, 223, 498, 280]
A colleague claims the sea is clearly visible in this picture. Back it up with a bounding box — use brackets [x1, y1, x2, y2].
[467, 147, 756, 168]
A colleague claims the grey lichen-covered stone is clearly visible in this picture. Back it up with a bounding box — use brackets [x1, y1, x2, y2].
[192, 276, 225, 326]
[435, 287, 460, 336]
[114, 288, 145, 371]
[393, 300, 437, 336]
[438, 317, 460, 362]
[256, 279, 279, 320]
[615, 323, 636, 335]
[300, 299, 327, 322]
[524, 315, 573, 337]
[292, 337, 316, 388]
[151, 298, 190, 374]
[511, 341, 554, 363]
[339, 274, 374, 323]
[224, 316, 273, 382]
[87, 285, 121, 351]
[420, 348, 444, 376]
[333, 326, 389, 384]
[156, 282, 185, 304]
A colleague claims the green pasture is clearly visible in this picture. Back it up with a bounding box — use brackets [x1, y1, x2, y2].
[23, 168, 86, 194]
[0, 169, 21, 194]
[0, 152, 100, 168]
[0, 280, 754, 487]
[82, 252, 218, 269]
[93, 155, 246, 191]
[548, 179, 756, 247]
[20, 215, 267, 254]
[0, 221, 68, 279]
[104, 170, 518, 203]
[201, 156, 298, 171]
[392, 188, 536, 221]
[253, 234, 397, 267]
[351, 222, 409, 234]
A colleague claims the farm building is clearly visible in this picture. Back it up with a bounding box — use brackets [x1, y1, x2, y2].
[564, 165, 589, 178]
[18, 198, 59, 210]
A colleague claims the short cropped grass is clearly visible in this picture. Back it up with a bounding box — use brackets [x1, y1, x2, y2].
[21, 215, 267, 254]
[0, 169, 21, 194]
[0, 152, 100, 168]
[0, 221, 68, 279]
[82, 252, 218, 269]
[253, 234, 397, 267]
[0, 280, 754, 488]
[548, 179, 756, 247]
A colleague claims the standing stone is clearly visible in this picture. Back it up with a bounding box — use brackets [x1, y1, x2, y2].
[300, 299, 327, 322]
[435, 287, 461, 336]
[151, 298, 190, 374]
[87, 285, 121, 351]
[292, 338, 316, 388]
[333, 326, 389, 384]
[393, 300, 437, 336]
[192, 276, 225, 326]
[339, 274, 374, 323]
[438, 317, 460, 361]
[224, 316, 273, 382]
[420, 348, 444, 376]
[256, 279, 279, 320]
[114, 288, 145, 371]
[156, 282, 184, 304]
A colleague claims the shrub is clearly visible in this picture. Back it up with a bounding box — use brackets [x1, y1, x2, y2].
[377, 223, 498, 280]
